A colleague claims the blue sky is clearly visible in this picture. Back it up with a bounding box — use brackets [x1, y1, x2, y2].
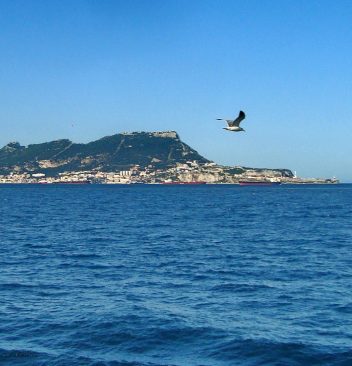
[1, 0, 351, 181]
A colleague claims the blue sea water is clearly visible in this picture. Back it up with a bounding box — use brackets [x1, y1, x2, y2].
[0, 184, 351, 366]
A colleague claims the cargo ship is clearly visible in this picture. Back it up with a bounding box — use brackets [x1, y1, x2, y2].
[239, 181, 281, 186]
[162, 181, 206, 185]
[53, 180, 91, 184]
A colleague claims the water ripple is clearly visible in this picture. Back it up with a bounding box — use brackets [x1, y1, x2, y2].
[1, 184, 352, 365]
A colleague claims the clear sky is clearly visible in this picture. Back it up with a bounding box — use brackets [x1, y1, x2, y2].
[1, 0, 351, 181]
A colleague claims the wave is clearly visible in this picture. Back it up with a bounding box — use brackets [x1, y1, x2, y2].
[211, 282, 273, 293]
[0, 347, 170, 366]
[206, 338, 352, 365]
[0, 348, 48, 366]
[3, 337, 351, 366]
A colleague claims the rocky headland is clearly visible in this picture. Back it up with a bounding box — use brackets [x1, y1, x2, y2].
[0, 131, 338, 184]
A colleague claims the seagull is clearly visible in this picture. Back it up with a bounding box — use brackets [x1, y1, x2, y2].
[217, 110, 246, 132]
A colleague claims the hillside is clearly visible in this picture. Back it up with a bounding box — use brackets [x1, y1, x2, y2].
[0, 131, 209, 175]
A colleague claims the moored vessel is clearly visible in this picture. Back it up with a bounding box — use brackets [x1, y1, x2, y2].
[162, 181, 206, 185]
[239, 181, 281, 186]
[53, 180, 91, 184]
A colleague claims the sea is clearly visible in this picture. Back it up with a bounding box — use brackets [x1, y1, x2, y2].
[0, 184, 351, 366]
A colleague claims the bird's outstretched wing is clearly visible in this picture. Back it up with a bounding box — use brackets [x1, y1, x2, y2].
[228, 111, 245, 127]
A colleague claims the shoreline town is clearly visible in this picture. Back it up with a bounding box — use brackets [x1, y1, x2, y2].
[0, 161, 339, 185]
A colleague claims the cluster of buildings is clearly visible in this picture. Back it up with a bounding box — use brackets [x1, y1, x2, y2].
[0, 161, 338, 184]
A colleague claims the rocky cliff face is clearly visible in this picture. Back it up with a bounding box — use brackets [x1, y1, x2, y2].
[0, 131, 209, 175]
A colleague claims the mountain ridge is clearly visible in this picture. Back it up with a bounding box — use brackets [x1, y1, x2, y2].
[0, 131, 212, 175]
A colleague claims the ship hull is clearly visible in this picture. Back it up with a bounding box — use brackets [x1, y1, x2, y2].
[162, 181, 207, 185]
[53, 181, 91, 184]
[239, 181, 281, 186]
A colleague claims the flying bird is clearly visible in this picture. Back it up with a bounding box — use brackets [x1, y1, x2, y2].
[217, 110, 246, 132]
